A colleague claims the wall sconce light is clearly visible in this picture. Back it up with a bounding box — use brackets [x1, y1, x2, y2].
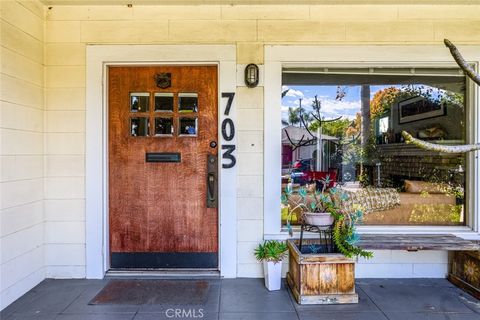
[244, 63, 259, 88]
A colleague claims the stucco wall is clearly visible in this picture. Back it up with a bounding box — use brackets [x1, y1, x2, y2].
[1, 0, 45, 309]
[42, 3, 480, 279]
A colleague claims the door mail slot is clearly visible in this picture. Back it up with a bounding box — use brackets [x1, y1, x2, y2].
[146, 152, 181, 163]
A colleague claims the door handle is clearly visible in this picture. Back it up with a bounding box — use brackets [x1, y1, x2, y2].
[207, 155, 218, 208]
[208, 173, 215, 202]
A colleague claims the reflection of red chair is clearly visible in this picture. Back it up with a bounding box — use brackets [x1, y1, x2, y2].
[305, 170, 337, 188]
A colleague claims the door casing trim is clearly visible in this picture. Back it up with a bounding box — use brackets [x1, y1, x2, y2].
[86, 45, 237, 278]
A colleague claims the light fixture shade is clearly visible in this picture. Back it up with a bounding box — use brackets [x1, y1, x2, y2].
[245, 63, 259, 88]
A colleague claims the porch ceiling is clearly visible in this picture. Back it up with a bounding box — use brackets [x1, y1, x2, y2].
[40, 0, 480, 5]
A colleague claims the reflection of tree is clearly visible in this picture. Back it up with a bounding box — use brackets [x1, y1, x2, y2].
[370, 84, 463, 120]
[310, 118, 351, 138]
[360, 85, 371, 150]
[345, 113, 361, 137]
[370, 87, 400, 119]
[282, 100, 307, 127]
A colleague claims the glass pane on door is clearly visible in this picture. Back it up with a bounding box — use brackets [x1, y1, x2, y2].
[179, 117, 197, 136]
[155, 93, 174, 112]
[155, 117, 174, 136]
[131, 117, 149, 136]
[179, 93, 198, 113]
[130, 93, 149, 112]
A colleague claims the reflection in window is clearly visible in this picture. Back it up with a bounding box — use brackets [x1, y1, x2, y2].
[180, 118, 197, 135]
[131, 117, 149, 136]
[155, 93, 174, 112]
[179, 93, 198, 113]
[377, 116, 390, 144]
[130, 93, 149, 112]
[155, 117, 173, 136]
[281, 67, 467, 227]
[179, 117, 197, 136]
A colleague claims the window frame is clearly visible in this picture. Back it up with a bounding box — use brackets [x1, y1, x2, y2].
[264, 45, 480, 239]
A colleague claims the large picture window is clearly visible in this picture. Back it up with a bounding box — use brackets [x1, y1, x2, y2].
[281, 67, 468, 226]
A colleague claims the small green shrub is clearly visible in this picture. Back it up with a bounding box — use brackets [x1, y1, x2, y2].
[254, 240, 288, 263]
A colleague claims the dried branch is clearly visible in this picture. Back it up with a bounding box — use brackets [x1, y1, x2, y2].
[300, 117, 318, 141]
[284, 129, 316, 151]
[402, 131, 480, 153]
[444, 39, 480, 86]
[321, 116, 343, 123]
[311, 113, 321, 122]
[284, 129, 299, 149]
[284, 95, 343, 152]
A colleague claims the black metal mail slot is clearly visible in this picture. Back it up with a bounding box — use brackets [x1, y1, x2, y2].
[146, 152, 181, 163]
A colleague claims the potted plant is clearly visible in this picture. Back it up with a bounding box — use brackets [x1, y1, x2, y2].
[282, 176, 336, 229]
[282, 181, 373, 304]
[254, 240, 288, 291]
[282, 179, 372, 258]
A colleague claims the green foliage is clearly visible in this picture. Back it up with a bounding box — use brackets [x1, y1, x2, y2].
[333, 220, 373, 259]
[310, 118, 352, 138]
[254, 240, 288, 263]
[282, 185, 373, 259]
[285, 106, 308, 127]
[282, 177, 338, 214]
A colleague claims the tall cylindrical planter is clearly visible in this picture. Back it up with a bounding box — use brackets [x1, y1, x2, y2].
[264, 261, 282, 291]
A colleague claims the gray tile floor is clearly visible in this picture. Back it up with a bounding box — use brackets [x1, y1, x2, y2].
[1, 278, 480, 320]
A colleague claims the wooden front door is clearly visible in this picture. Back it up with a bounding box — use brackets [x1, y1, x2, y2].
[108, 66, 218, 269]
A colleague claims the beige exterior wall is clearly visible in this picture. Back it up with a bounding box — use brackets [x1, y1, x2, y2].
[2, 4, 480, 310]
[1, 0, 46, 309]
[42, 3, 480, 278]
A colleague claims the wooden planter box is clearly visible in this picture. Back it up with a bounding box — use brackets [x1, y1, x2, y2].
[286, 239, 358, 305]
[449, 245, 480, 300]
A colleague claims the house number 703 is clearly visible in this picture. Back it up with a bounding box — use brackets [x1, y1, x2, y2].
[221, 92, 236, 169]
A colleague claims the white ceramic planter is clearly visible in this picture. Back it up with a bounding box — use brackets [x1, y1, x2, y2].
[263, 261, 282, 291]
[303, 212, 334, 226]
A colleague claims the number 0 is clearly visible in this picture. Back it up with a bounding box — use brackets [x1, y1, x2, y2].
[222, 119, 235, 141]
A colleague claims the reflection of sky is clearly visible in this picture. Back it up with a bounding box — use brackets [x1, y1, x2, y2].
[281, 84, 444, 124]
[282, 85, 361, 122]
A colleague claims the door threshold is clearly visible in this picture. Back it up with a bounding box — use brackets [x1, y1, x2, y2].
[105, 269, 220, 279]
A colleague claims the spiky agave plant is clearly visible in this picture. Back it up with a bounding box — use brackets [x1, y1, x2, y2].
[254, 240, 288, 263]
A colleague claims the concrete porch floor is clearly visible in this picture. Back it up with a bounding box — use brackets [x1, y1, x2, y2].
[1, 278, 480, 320]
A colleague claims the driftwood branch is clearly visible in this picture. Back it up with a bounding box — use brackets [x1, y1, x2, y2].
[444, 39, 480, 86]
[402, 131, 480, 153]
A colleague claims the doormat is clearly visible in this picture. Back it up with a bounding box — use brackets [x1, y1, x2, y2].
[89, 280, 210, 305]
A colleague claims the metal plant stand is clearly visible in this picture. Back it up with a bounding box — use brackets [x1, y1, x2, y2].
[298, 223, 335, 254]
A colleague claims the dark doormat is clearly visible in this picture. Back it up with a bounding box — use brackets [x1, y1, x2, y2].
[89, 280, 210, 305]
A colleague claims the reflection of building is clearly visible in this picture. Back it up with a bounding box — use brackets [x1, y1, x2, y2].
[281, 125, 339, 173]
[373, 95, 465, 188]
